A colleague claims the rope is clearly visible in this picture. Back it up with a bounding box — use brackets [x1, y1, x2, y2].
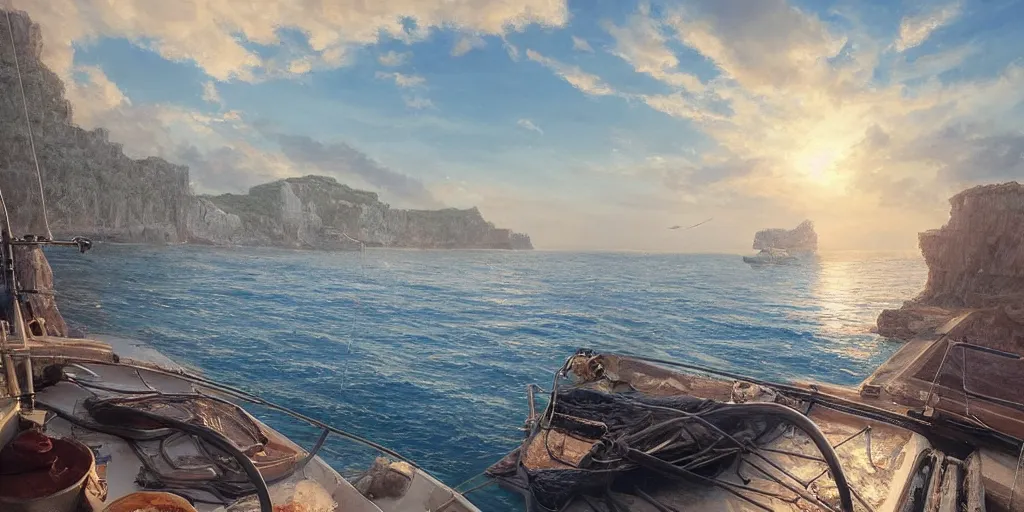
[434, 480, 493, 511]
[0, 184, 14, 235]
[4, 9, 52, 239]
[1011, 441, 1024, 511]
[452, 472, 487, 491]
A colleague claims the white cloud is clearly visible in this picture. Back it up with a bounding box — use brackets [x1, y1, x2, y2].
[201, 81, 223, 106]
[378, 50, 410, 67]
[894, 3, 961, 52]
[604, 5, 703, 92]
[571, 36, 593, 52]
[502, 38, 520, 61]
[62, 71, 440, 199]
[526, 49, 617, 97]
[890, 43, 976, 83]
[286, 58, 313, 75]
[639, 93, 723, 123]
[548, 0, 1024, 249]
[65, 66, 131, 126]
[451, 35, 486, 56]
[11, 0, 569, 82]
[404, 96, 435, 109]
[12, 0, 1021, 251]
[516, 118, 543, 134]
[665, 0, 845, 93]
[375, 71, 426, 88]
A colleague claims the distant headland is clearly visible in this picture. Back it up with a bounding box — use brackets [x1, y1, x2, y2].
[189, 175, 533, 250]
[0, 10, 531, 251]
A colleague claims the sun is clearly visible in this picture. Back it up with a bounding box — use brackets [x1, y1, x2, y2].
[793, 144, 848, 190]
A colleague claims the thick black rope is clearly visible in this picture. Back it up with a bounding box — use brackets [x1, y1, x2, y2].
[118, 404, 273, 512]
[38, 357, 421, 467]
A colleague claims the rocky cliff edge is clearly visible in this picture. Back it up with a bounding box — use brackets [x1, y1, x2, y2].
[1, 9, 531, 250]
[189, 176, 533, 250]
[1, 10, 189, 242]
[876, 182, 1024, 347]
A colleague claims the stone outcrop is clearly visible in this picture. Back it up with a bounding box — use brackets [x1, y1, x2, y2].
[13, 245, 68, 337]
[0, 10, 190, 242]
[752, 220, 817, 254]
[0, 10, 532, 251]
[194, 175, 533, 250]
[876, 182, 1024, 343]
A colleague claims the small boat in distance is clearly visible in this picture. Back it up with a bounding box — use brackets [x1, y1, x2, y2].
[743, 247, 799, 266]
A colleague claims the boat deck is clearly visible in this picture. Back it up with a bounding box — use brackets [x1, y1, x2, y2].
[2, 336, 479, 512]
[37, 361, 381, 511]
[556, 406, 928, 512]
[490, 353, 1007, 511]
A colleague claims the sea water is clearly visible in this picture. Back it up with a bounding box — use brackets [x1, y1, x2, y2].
[46, 244, 926, 510]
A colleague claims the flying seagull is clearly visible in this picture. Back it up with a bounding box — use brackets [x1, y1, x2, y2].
[669, 217, 714, 230]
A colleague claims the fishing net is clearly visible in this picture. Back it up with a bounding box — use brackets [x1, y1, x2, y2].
[488, 350, 860, 512]
[488, 387, 781, 510]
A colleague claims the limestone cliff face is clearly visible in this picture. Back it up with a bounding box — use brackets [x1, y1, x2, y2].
[196, 176, 533, 250]
[186, 197, 245, 245]
[378, 207, 533, 249]
[1, 10, 531, 251]
[915, 182, 1024, 307]
[877, 182, 1024, 342]
[752, 220, 817, 254]
[0, 10, 190, 242]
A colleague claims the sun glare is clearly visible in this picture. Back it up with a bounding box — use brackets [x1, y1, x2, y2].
[793, 144, 848, 190]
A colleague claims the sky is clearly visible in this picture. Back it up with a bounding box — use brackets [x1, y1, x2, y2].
[11, 0, 1024, 252]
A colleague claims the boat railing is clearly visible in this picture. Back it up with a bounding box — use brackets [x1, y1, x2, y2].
[927, 341, 1024, 415]
[1, 233, 416, 475]
[51, 356, 420, 471]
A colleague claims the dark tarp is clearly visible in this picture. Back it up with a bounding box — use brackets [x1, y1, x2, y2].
[488, 387, 777, 510]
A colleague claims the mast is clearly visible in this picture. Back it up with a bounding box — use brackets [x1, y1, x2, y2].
[0, 7, 93, 414]
[4, 8, 52, 240]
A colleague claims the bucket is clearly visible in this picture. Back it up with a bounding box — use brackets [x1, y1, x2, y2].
[103, 491, 198, 512]
[0, 435, 95, 512]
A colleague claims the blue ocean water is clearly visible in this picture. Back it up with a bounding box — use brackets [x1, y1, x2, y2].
[45, 245, 926, 510]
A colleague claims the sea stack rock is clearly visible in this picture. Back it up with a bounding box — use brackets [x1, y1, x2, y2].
[752, 220, 818, 255]
[876, 182, 1024, 344]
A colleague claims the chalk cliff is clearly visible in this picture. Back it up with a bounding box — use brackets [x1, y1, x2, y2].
[0, 10, 531, 250]
[752, 220, 817, 254]
[191, 176, 533, 250]
[876, 182, 1024, 344]
[0, 10, 189, 242]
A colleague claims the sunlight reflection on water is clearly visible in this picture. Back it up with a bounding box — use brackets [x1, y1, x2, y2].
[46, 245, 927, 511]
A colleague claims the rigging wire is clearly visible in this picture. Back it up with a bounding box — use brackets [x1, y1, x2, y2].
[4, 8, 52, 240]
[0, 183, 15, 236]
[44, 356, 423, 467]
[1011, 440, 1024, 511]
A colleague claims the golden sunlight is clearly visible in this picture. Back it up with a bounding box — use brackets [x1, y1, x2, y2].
[792, 143, 849, 190]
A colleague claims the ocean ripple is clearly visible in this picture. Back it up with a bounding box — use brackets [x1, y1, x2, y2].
[47, 245, 926, 510]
